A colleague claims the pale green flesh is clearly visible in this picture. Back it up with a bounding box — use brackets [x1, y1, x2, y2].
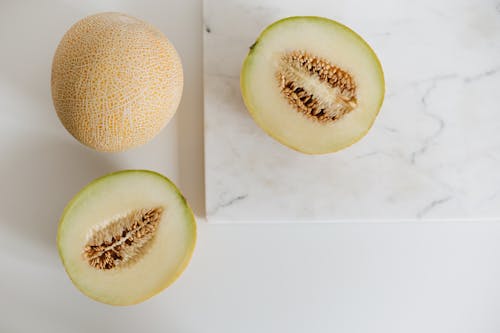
[241, 16, 385, 154]
[57, 170, 196, 306]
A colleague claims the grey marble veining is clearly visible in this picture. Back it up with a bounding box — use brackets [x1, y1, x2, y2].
[204, 0, 500, 222]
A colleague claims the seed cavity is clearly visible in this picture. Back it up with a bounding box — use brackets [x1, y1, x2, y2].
[277, 50, 357, 123]
[83, 207, 164, 270]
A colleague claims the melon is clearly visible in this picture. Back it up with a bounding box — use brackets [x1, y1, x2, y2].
[240, 16, 385, 154]
[57, 170, 196, 305]
[51, 12, 183, 152]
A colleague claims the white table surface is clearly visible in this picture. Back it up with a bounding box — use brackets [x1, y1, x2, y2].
[204, 0, 500, 223]
[1, 0, 500, 332]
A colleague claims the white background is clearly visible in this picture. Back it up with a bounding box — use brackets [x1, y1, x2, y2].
[1, 0, 500, 332]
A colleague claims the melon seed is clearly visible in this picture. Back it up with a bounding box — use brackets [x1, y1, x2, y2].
[83, 207, 164, 270]
[277, 50, 358, 123]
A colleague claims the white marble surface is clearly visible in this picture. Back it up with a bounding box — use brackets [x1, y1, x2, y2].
[204, 0, 500, 222]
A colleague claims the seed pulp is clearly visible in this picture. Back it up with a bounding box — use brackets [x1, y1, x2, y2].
[83, 207, 164, 270]
[278, 50, 357, 123]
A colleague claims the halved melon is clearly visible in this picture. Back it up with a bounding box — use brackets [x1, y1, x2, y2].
[57, 170, 196, 305]
[240, 16, 385, 154]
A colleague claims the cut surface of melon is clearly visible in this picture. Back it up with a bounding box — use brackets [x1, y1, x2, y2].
[240, 16, 385, 154]
[57, 170, 196, 305]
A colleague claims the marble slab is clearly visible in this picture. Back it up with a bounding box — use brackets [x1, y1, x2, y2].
[203, 0, 500, 223]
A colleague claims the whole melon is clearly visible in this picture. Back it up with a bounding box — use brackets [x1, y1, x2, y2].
[51, 12, 183, 152]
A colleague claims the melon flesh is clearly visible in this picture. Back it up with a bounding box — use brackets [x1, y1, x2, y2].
[57, 170, 196, 305]
[240, 16, 385, 154]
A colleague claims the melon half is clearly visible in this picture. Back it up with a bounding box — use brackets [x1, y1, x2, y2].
[240, 16, 385, 154]
[57, 170, 196, 305]
[51, 13, 183, 152]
